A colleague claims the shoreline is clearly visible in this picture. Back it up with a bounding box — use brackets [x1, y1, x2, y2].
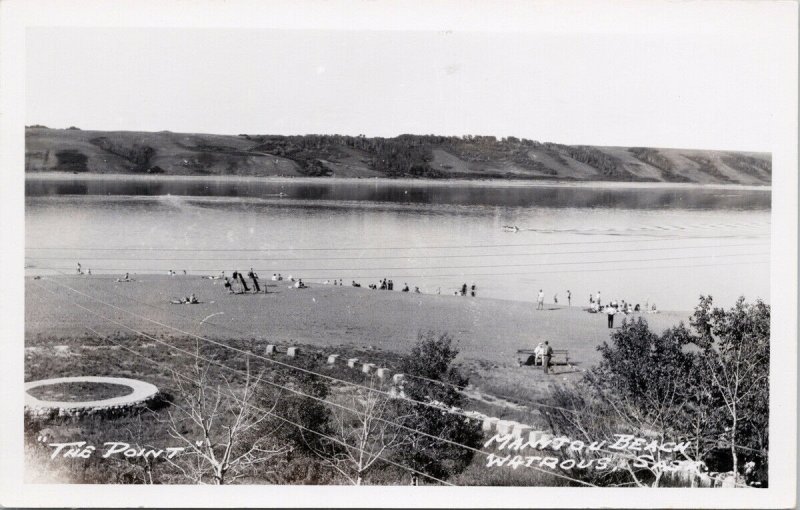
[25, 172, 772, 192]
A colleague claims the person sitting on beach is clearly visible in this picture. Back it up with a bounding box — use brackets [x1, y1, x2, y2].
[87, 269, 92, 275]
[402, 283, 410, 292]
[369, 283, 377, 290]
[294, 279, 306, 289]
[333, 279, 338, 286]
[339, 279, 343, 286]
[634, 303, 640, 312]
[272, 273, 278, 281]
[649, 303, 658, 313]
[189, 293, 199, 304]
[471, 283, 476, 297]
[380, 279, 387, 290]
[388, 280, 394, 290]
[533, 342, 545, 366]
[224, 277, 233, 293]
[414, 286, 420, 293]
[352, 281, 361, 287]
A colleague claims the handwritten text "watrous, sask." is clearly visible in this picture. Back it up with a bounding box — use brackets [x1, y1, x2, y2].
[46, 441, 186, 460]
[483, 433, 694, 472]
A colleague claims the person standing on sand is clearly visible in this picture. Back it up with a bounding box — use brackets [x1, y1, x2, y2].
[471, 283, 476, 297]
[76, 262, 82, 274]
[553, 293, 558, 304]
[542, 341, 553, 374]
[537, 289, 545, 310]
[595, 291, 602, 307]
[248, 268, 261, 293]
[607, 304, 617, 328]
[567, 290, 572, 307]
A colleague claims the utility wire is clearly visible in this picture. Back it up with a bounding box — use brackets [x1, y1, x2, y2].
[25, 234, 769, 253]
[23, 242, 769, 262]
[26, 259, 770, 278]
[36, 279, 750, 487]
[79, 324, 454, 486]
[34, 280, 597, 487]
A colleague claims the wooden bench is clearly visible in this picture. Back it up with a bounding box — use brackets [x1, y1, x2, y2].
[516, 349, 571, 367]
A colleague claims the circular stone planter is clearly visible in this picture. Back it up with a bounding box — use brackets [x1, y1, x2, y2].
[24, 376, 160, 420]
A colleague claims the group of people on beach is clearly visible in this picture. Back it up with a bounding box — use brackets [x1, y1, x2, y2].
[586, 291, 659, 327]
[536, 289, 572, 309]
[456, 283, 477, 297]
[220, 269, 264, 294]
[76, 262, 91, 276]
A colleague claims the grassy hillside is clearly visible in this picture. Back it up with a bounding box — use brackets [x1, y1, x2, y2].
[25, 127, 771, 184]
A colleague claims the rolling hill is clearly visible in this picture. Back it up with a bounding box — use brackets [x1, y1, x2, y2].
[25, 127, 771, 185]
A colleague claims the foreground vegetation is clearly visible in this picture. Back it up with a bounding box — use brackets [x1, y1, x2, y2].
[24, 297, 769, 486]
[25, 127, 771, 184]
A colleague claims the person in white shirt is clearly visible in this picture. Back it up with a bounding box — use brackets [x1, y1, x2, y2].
[537, 289, 545, 310]
[607, 304, 617, 328]
[533, 342, 545, 365]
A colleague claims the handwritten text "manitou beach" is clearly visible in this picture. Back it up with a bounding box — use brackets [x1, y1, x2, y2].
[483, 433, 695, 472]
[46, 441, 186, 460]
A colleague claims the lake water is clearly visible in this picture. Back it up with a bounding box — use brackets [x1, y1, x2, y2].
[25, 176, 771, 310]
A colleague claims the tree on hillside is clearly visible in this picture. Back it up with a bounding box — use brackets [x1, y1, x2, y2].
[306, 379, 407, 485]
[691, 296, 770, 478]
[545, 297, 770, 487]
[583, 319, 702, 486]
[391, 331, 483, 483]
[164, 353, 288, 484]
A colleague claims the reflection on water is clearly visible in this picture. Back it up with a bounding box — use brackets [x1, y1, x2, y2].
[25, 177, 771, 310]
[26, 177, 771, 210]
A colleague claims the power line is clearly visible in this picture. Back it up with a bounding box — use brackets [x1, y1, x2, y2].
[24, 234, 769, 253]
[26, 259, 770, 279]
[23, 241, 769, 262]
[35, 279, 750, 487]
[34, 280, 597, 487]
[79, 324, 454, 486]
[37, 274, 762, 462]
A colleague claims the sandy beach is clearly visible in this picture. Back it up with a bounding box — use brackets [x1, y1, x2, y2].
[26, 274, 689, 368]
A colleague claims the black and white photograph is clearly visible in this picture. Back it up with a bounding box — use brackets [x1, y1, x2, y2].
[0, 0, 797, 508]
